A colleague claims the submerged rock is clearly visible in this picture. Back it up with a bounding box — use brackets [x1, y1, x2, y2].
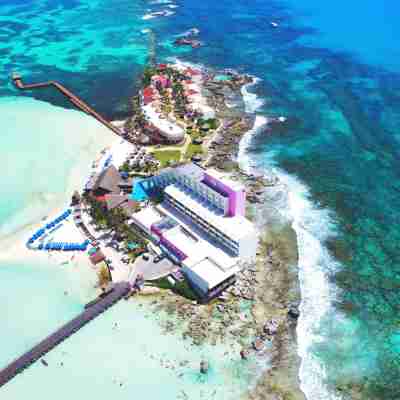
[288, 307, 300, 319]
[200, 360, 209, 374]
[252, 338, 264, 351]
[264, 319, 279, 335]
[240, 349, 250, 360]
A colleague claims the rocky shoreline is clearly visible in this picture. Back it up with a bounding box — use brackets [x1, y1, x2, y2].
[198, 71, 305, 400]
[133, 68, 306, 399]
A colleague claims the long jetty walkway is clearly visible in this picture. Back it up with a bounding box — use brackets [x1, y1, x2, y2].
[0, 281, 130, 389]
[11, 73, 121, 136]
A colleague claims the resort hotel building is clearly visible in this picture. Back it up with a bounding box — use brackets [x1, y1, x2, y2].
[131, 163, 259, 301]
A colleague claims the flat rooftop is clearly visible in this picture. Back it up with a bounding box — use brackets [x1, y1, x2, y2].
[162, 225, 199, 254]
[205, 169, 245, 192]
[131, 206, 164, 231]
[164, 184, 256, 241]
[175, 163, 204, 181]
[157, 204, 238, 272]
[188, 257, 237, 290]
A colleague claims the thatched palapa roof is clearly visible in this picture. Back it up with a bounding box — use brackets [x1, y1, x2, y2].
[92, 165, 122, 194]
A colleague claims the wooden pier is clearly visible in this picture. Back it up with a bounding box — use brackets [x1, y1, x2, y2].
[11, 73, 122, 136]
[0, 281, 130, 388]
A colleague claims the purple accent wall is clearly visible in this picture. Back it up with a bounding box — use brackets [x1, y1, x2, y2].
[203, 173, 246, 217]
[160, 237, 187, 261]
[150, 225, 162, 236]
[150, 224, 187, 261]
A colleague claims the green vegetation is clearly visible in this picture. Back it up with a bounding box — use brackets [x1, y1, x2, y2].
[98, 265, 111, 286]
[149, 276, 197, 301]
[142, 66, 158, 86]
[83, 195, 147, 251]
[185, 143, 203, 160]
[119, 160, 131, 174]
[197, 118, 220, 130]
[174, 279, 197, 300]
[151, 150, 181, 167]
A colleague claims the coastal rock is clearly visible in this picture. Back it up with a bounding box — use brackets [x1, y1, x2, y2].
[200, 360, 209, 374]
[252, 339, 264, 351]
[288, 307, 300, 319]
[240, 349, 250, 360]
[263, 319, 279, 335]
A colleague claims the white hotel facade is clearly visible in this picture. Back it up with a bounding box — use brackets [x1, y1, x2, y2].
[132, 164, 259, 301]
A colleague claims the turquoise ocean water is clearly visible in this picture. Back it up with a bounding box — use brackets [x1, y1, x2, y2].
[1, 0, 400, 399]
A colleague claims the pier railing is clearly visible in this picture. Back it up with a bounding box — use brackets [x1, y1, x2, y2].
[0, 281, 130, 388]
[11, 73, 121, 136]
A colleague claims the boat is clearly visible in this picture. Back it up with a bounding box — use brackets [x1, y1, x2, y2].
[151, 11, 166, 16]
[187, 28, 200, 36]
[174, 38, 202, 48]
[270, 21, 279, 28]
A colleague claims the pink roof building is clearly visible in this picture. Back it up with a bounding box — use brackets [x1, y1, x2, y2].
[143, 86, 155, 105]
[151, 75, 170, 88]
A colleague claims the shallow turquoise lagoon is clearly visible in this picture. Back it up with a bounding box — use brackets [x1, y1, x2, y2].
[0, 96, 115, 237]
[0, 260, 256, 400]
[214, 74, 231, 81]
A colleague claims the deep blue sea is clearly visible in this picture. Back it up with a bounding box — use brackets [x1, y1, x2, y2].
[1, 0, 400, 399]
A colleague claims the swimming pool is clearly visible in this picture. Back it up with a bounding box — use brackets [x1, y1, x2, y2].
[214, 74, 230, 81]
[130, 179, 149, 202]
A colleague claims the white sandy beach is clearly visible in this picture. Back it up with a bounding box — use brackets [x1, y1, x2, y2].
[0, 120, 134, 280]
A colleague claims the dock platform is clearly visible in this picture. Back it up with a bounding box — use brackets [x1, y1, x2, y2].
[0, 281, 130, 388]
[11, 73, 121, 136]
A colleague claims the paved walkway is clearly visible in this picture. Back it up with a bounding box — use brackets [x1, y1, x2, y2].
[131, 253, 175, 281]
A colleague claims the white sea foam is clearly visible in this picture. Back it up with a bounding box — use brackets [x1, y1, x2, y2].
[241, 78, 265, 114]
[166, 57, 205, 72]
[142, 13, 157, 20]
[142, 10, 175, 19]
[273, 169, 342, 400]
[149, 0, 172, 4]
[237, 115, 268, 171]
[238, 78, 268, 172]
[238, 78, 343, 400]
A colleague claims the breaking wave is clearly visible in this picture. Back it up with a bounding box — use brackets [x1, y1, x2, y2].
[238, 77, 343, 400]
